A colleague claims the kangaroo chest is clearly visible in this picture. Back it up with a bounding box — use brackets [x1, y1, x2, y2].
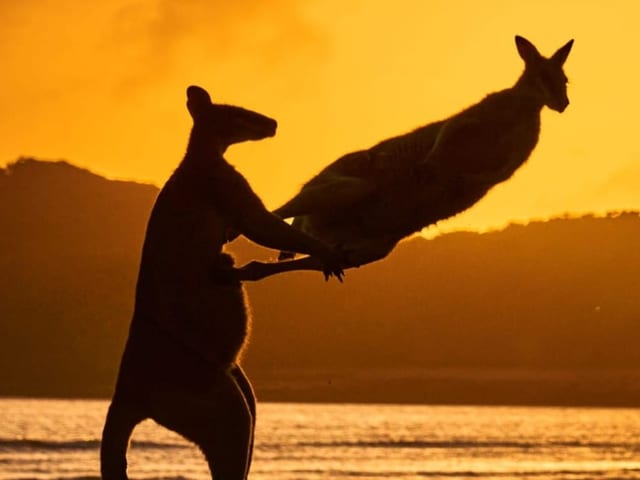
[460, 116, 540, 182]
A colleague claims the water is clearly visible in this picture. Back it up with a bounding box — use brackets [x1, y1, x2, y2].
[1, 399, 639, 479]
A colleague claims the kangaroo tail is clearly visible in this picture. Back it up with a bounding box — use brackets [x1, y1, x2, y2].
[101, 400, 143, 480]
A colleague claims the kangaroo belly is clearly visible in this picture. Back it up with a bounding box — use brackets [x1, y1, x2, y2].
[132, 251, 251, 371]
[178, 278, 251, 366]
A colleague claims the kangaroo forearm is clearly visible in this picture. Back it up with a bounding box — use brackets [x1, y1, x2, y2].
[233, 257, 325, 281]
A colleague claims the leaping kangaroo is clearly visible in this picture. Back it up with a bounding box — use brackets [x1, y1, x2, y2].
[228, 35, 574, 281]
[101, 86, 344, 480]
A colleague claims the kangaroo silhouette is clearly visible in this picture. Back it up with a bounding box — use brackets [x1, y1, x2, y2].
[226, 36, 573, 280]
[100, 86, 343, 480]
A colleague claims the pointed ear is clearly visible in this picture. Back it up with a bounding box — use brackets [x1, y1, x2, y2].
[186, 85, 212, 118]
[515, 35, 541, 65]
[551, 39, 574, 66]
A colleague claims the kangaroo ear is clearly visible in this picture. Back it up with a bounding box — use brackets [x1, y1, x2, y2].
[186, 85, 212, 118]
[515, 35, 541, 65]
[551, 39, 574, 66]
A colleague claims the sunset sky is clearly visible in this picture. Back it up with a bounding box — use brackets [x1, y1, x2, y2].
[2, 0, 639, 234]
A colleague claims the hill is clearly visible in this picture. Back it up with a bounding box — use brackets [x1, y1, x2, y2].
[1, 158, 639, 406]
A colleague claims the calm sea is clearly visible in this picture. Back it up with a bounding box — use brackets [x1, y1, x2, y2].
[0, 398, 639, 479]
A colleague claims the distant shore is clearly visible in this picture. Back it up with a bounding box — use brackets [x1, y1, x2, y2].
[4, 367, 640, 408]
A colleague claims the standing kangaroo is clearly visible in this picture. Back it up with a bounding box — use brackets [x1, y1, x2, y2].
[228, 36, 573, 281]
[100, 86, 343, 480]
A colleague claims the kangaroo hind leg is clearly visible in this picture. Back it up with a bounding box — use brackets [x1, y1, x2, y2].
[149, 371, 253, 480]
[101, 398, 146, 480]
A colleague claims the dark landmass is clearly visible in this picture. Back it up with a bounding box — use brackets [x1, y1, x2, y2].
[1, 158, 639, 406]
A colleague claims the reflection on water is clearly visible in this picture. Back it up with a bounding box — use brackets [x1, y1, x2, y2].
[1, 399, 640, 479]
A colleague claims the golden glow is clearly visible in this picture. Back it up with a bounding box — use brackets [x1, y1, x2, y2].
[2, 0, 639, 234]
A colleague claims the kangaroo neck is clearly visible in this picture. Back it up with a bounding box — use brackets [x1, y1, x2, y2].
[184, 125, 228, 162]
[485, 82, 544, 114]
[510, 74, 546, 111]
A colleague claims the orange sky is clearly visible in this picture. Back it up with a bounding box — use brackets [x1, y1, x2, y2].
[2, 0, 639, 234]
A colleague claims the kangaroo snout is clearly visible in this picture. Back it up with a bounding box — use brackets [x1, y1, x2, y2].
[264, 117, 277, 137]
[554, 98, 570, 113]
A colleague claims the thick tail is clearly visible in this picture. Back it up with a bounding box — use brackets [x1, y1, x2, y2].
[101, 400, 143, 480]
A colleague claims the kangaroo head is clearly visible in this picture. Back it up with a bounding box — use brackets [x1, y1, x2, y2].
[514, 36, 574, 113]
[186, 86, 277, 150]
